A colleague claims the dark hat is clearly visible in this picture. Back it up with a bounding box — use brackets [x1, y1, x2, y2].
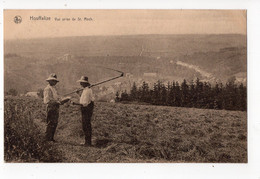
[77, 76, 89, 83]
[46, 73, 59, 82]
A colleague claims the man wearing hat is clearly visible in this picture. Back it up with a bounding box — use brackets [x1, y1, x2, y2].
[44, 73, 69, 142]
[72, 76, 95, 146]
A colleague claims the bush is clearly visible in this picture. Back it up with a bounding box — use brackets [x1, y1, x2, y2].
[4, 98, 62, 162]
[4, 53, 19, 58]
[7, 88, 18, 96]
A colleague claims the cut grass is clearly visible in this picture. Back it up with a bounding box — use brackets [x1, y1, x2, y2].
[4, 97, 247, 163]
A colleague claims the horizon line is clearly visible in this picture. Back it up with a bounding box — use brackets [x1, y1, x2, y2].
[4, 33, 246, 41]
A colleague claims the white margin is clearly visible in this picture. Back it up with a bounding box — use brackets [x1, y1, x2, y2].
[0, 0, 260, 179]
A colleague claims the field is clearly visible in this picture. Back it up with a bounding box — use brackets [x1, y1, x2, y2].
[4, 96, 247, 163]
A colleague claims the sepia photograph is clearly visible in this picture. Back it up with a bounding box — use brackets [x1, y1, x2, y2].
[3, 10, 247, 163]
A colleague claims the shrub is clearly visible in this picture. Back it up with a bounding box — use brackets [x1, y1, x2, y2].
[4, 98, 62, 162]
[7, 89, 18, 96]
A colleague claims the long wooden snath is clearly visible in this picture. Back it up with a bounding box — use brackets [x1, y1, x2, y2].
[63, 67, 124, 97]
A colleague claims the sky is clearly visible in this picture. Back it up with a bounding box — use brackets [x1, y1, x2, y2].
[4, 10, 246, 39]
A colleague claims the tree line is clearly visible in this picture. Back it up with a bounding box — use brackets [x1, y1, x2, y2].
[116, 78, 247, 111]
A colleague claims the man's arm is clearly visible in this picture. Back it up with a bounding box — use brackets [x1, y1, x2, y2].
[90, 89, 95, 102]
[59, 96, 71, 105]
[44, 88, 61, 105]
[71, 89, 88, 106]
[43, 88, 51, 104]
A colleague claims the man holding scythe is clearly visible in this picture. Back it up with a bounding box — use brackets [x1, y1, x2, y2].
[71, 76, 95, 147]
[62, 67, 123, 146]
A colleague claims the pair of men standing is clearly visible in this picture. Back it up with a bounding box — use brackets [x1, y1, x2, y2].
[43, 73, 94, 146]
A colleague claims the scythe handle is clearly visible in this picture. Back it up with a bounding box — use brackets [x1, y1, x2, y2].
[63, 70, 124, 97]
[90, 73, 124, 88]
[63, 88, 84, 96]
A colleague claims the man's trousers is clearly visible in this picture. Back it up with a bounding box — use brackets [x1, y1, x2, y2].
[81, 101, 94, 145]
[45, 103, 59, 141]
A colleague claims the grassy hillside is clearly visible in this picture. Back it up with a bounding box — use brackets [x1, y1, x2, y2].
[5, 96, 247, 163]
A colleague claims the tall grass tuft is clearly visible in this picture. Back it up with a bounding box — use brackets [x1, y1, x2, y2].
[4, 97, 62, 162]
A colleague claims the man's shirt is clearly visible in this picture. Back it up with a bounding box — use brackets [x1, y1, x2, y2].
[80, 87, 95, 107]
[44, 84, 59, 104]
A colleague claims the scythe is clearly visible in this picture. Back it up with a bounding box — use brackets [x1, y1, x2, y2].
[63, 67, 124, 97]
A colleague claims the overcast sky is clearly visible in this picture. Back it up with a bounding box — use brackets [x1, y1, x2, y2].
[4, 10, 246, 39]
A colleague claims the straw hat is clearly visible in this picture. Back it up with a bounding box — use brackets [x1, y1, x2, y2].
[77, 76, 89, 83]
[46, 73, 59, 82]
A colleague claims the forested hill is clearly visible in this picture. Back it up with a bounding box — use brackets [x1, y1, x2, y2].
[4, 34, 246, 95]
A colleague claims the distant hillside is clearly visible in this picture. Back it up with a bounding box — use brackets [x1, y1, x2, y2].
[177, 46, 247, 82]
[4, 55, 201, 94]
[4, 34, 246, 59]
[4, 34, 247, 99]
